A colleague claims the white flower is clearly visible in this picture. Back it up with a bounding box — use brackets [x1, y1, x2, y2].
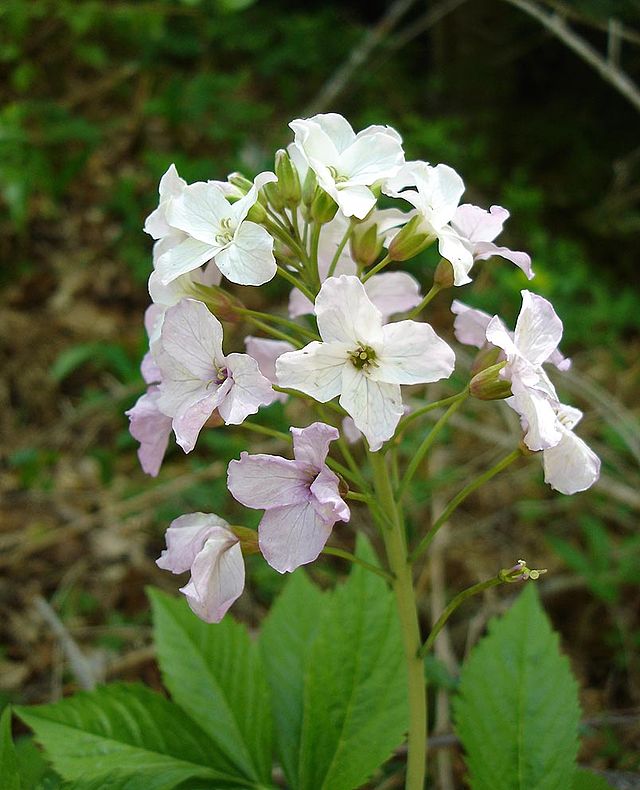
[152, 171, 277, 287]
[383, 161, 474, 284]
[276, 275, 455, 451]
[540, 404, 600, 494]
[290, 113, 405, 219]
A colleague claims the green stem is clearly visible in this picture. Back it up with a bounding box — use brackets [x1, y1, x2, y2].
[309, 223, 322, 288]
[237, 422, 291, 443]
[345, 491, 370, 503]
[325, 457, 368, 492]
[266, 216, 310, 266]
[397, 393, 469, 501]
[397, 389, 469, 435]
[369, 451, 427, 790]
[405, 284, 442, 320]
[419, 576, 503, 657]
[409, 448, 522, 563]
[239, 308, 319, 342]
[275, 265, 316, 303]
[361, 253, 392, 282]
[327, 220, 355, 278]
[322, 546, 394, 582]
[244, 315, 304, 348]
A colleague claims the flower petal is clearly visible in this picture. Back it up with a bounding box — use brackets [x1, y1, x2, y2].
[156, 237, 216, 286]
[227, 453, 311, 508]
[258, 501, 333, 574]
[364, 272, 422, 319]
[169, 382, 230, 453]
[125, 387, 172, 477]
[339, 364, 403, 451]
[291, 421, 339, 469]
[508, 384, 562, 451]
[180, 532, 245, 623]
[371, 320, 455, 385]
[157, 512, 229, 573]
[315, 275, 383, 345]
[451, 300, 493, 348]
[245, 336, 294, 402]
[218, 352, 276, 424]
[437, 226, 474, 286]
[473, 241, 534, 280]
[339, 132, 404, 184]
[542, 428, 600, 495]
[276, 341, 348, 402]
[159, 299, 223, 380]
[514, 290, 563, 365]
[334, 184, 377, 220]
[310, 466, 350, 523]
[166, 182, 230, 245]
[215, 221, 276, 286]
[451, 204, 508, 244]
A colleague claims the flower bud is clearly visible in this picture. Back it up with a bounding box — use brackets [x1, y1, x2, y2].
[227, 172, 253, 194]
[302, 168, 317, 207]
[230, 526, 260, 556]
[387, 215, 434, 261]
[470, 345, 502, 377]
[434, 258, 455, 289]
[351, 223, 382, 268]
[264, 181, 285, 212]
[246, 201, 267, 224]
[192, 283, 245, 324]
[275, 149, 301, 207]
[499, 558, 547, 583]
[310, 189, 338, 224]
[469, 361, 512, 400]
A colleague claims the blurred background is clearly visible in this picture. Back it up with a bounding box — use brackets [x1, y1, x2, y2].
[1, 0, 639, 784]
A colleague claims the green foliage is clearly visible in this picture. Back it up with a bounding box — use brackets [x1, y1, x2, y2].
[149, 588, 273, 785]
[15, 684, 245, 788]
[261, 537, 408, 790]
[51, 343, 139, 385]
[454, 585, 581, 790]
[0, 707, 21, 790]
[572, 769, 615, 789]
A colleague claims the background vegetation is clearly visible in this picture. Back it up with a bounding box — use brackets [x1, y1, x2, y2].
[1, 0, 638, 785]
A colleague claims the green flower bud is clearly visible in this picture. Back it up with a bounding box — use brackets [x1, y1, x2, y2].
[191, 283, 245, 324]
[302, 168, 318, 207]
[310, 189, 338, 224]
[230, 526, 260, 556]
[470, 345, 502, 376]
[387, 215, 434, 261]
[275, 149, 301, 207]
[264, 181, 285, 212]
[469, 361, 512, 401]
[227, 172, 253, 194]
[246, 201, 267, 224]
[351, 223, 382, 268]
[434, 258, 455, 289]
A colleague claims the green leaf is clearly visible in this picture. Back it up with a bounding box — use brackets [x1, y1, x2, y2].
[259, 571, 326, 786]
[149, 588, 272, 784]
[454, 585, 581, 790]
[572, 769, 615, 789]
[297, 536, 408, 790]
[0, 706, 21, 790]
[15, 683, 244, 788]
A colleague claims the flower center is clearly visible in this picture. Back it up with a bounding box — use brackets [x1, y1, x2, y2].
[207, 366, 228, 388]
[327, 166, 349, 184]
[349, 344, 377, 371]
[215, 217, 234, 245]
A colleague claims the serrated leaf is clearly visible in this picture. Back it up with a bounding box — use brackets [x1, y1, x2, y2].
[572, 769, 615, 789]
[297, 536, 408, 790]
[259, 571, 326, 786]
[15, 683, 244, 788]
[0, 706, 21, 790]
[454, 585, 580, 790]
[149, 588, 272, 784]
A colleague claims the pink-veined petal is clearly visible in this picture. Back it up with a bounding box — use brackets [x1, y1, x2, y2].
[160, 299, 223, 379]
[166, 182, 230, 245]
[339, 132, 404, 184]
[288, 287, 314, 318]
[227, 453, 311, 508]
[218, 352, 276, 424]
[452, 204, 508, 244]
[157, 512, 229, 573]
[508, 384, 563, 451]
[180, 533, 245, 623]
[258, 501, 333, 574]
[310, 466, 350, 522]
[291, 421, 339, 469]
[339, 364, 403, 451]
[290, 117, 342, 169]
[170, 381, 231, 453]
[156, 237, 216, 286]
[215, 221, 276, 286]
[542, 427, 600, 495]
[315, 275, 383, 345]
[245, 336, 293, 402]
[437, 226, 474, 286]
[473, 241, 534, 280]
[276, 341, 348, 402]
[372, 320, 455, 385]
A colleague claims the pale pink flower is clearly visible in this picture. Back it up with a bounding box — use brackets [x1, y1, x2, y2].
[227, 422, 349, 573]
[151, 171, 277, 286]
[450, 204, 533, 280]
[383, 161, 474, 284]
[157, 512, 245, 623]
[125, 385, 172, 477]
[156, 298, 276, 453]
[276, 275, 455, 451]
[244, 336, 294, 404]
[290, 113, 405, 219]
[540, 404, 600, 494]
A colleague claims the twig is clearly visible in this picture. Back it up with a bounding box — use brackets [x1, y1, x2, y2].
[502, 0, 640, 113]
[34, 596, 97, 691]
[540, 1, 640, 47]
[303, 0, 418, 116]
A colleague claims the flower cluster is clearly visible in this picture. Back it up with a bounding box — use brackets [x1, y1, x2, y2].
[128, 112, 600, 622]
